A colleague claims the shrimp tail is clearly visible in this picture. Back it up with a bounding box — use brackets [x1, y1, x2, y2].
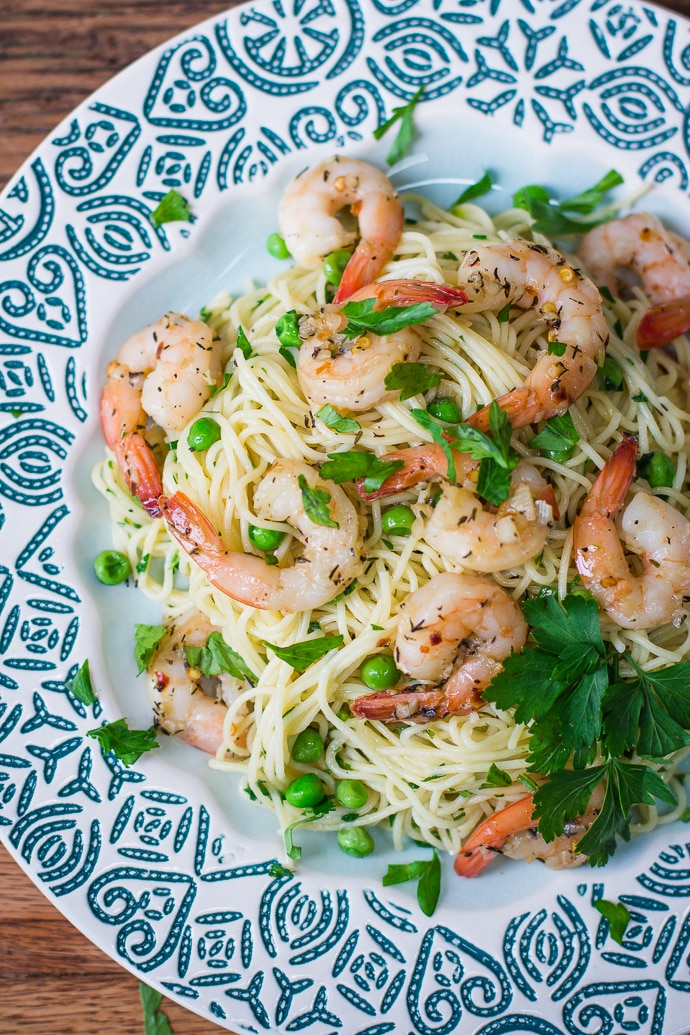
[115, 432, 163, 517]
[335, 240, 393, 303]
[356, 443, 457, 502]
[345, 278, 468, 310]
[454, 795, 535, 878]
[636, 293, 690, 349]
[351, 686, 477, 722]
[585, 434, 638, 519]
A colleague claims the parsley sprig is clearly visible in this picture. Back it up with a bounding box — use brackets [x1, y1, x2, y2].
[373, 86, 425, 165]
[382, 850, 441, 916]
[484, 590, 687, 865]
[340, 297, 438, 339]
[513, 169, 623, 236]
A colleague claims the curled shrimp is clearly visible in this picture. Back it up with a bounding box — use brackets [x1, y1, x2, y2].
[422, 461, 556, 573]
[160, 459, 364, 612]
[298, 278, 467, 413]
[278, 155, 404, 302]
[147, 611, 238, 754]
[453, 787, 604, 877]
[453, 239, 608, 431]
[352, 572, 527, 722]
[573, 435, 690, 630]
[578, 212, 690, 348]
[100, 312, 223, 515]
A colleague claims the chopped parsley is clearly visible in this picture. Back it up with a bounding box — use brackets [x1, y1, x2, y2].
[320, 449, 404, 494]
[384, 362, 443, 400]
[87, 718, 159, 767]
[264, 634, 344, 673]
[185, 631, 257, 683]
[298, 474, 339, 528]
[133, 624, 166, 675]
[382, 849, 441, 916]
[513, 169, 623, 236]
[316, 405, 361, 434]
[341, 297, 438, 339]
[151, 188, 191, 227]
[65, 659, 96, 706]
[412, 400, 519, 505]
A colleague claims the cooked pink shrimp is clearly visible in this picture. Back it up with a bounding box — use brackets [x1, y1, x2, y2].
[579, 212, 690, 348]
[357, 443, 475, 502]
[451, 239, 608, 432]
[352, 572, 527, 722]
[100, 312, 223, 514]
[278, 155, 404, 302]
[160, 459, 364, 612]
[454, 786, 604, 877]
[298, 279, 466, 412]
[573, 435, 690, 629]
[148, 611, 236, 754]
[421, 462, 556, 573]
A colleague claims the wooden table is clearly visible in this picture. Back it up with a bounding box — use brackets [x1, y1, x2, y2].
[4, 0, 690, 1032]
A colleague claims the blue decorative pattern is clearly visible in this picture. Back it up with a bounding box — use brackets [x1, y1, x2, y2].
[3, 1, 690, 1032]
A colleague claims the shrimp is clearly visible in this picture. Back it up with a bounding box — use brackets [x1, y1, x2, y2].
[100, 312, 223, 515]
[160, 459, 364, 612]
[453, 786, 604, 877]
[357, 443, 475, 502]
[298, 278, 467, 413]
[573, 435, 690, 629]
[578, 212, 690, 349]
[351, 572, 527, 722]
[278, 155, 404, 302]
[147, 611, 237, 754]
[452, 239, 608, 431]
[421, 461, 556, 573]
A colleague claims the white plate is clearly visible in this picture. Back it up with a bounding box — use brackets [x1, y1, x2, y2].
[3, 1, 690, 1032]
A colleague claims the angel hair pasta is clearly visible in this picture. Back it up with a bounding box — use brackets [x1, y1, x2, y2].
[93, 156, 690, 878]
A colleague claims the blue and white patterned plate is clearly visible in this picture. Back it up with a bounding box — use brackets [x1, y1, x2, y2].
[4, 1, 690, 1032]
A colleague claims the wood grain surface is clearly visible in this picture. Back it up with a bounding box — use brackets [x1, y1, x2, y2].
[4, 0, 690, 1033]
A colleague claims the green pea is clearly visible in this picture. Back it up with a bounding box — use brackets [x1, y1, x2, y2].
[322, 249, 352, 286]
[638, 451, 675, 488]
[291, 728, 324, 764]
[285, 773, 325, 809]
[187, 417, 221, 452]
[381, 504, 415, 537]
[267, 232, 290, 259]
[360, 654, 400, 691]
[337, 826, 375, 857]
[336, 778, 368, 809]
[427, 397, 462, 423]
[248, 524, 285, 552]
[93, 549, 130, 585]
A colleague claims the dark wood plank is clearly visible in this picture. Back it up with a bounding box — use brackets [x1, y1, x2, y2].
[0, 844, 223, 1034]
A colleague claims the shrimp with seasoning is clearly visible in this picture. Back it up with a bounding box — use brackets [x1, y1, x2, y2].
[298, 278, 467, 413]
[453, 786, 604, 877]
[573, 435, 690, 630]
[278, 155, 404, 302]
[578, 212, 690, 348]
[148, 611, 240, 755]
[352, 572, 527, 722]
[451, 238, 608, 431]
[100, 312, 223, 515]
[160, 459, 364, 612]
[421, 461, 556, 573]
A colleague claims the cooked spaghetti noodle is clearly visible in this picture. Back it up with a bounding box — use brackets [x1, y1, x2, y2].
[93, 189, 690, 858]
